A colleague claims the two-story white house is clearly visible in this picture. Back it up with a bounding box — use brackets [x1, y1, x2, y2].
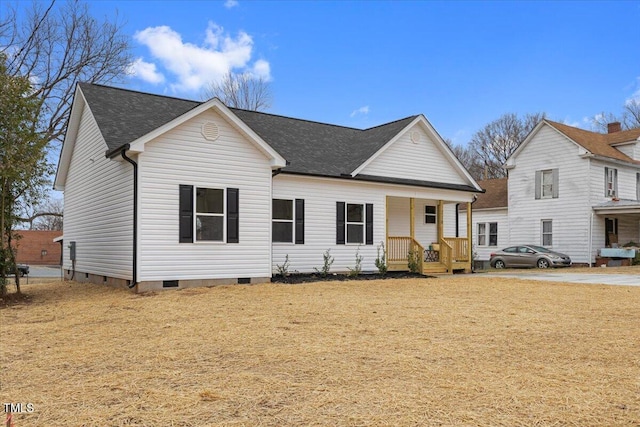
[464, 120, 640, 266]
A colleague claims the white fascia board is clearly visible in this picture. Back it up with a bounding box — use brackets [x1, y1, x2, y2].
[506, 120, 590, 169]
[128, 98, 287, 168]
[504, 120, 546, 168]
[53, 85, 86, 191]
[350, 115, 483, 192]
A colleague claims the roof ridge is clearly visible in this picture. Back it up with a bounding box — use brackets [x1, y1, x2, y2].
[79, 82, 202, 105]
[230, 107, 375, 131]
[363, 115, 419, 132]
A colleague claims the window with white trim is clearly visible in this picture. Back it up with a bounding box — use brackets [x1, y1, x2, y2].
[605, 167, 618, 197]
[272, 199, 293, 242]
[541, 220, 553, 246]
[196, 188, 225, 241]
[477, 223, 486, 246]
[541, 170, 554, 199]
[425, 205, 436, 224]
[477, 222, 497, 246]
[346, 203, 364, 244]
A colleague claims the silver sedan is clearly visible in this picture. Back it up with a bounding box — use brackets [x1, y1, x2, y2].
[490, 245, 572, 269]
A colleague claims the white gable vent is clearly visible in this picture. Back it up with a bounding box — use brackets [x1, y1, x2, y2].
[201, 121, 220, 141]
[410, 131, 421, 144]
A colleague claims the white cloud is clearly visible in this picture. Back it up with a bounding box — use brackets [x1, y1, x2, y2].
[625, 76, 640, 104]
[133, 22, 269, 93]
[224, 0, 239, 8]
[350, 106, 370, 118]
[127, 58, 165, 84]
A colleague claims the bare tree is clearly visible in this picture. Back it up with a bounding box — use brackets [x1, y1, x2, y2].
[1, 0, 132, 146]
[17, 197, 63, 231]
[468, 112, 545, 179]
[591, 99, 640, 132]
[202, 72, 273, 111]
[446, 140, 485, 182]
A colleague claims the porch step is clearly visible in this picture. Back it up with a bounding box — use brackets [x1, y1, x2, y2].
[422, 262, 449, 274]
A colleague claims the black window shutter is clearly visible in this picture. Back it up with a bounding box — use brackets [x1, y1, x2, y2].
[227, 188, 239, 243]
[295, 199, 305, 244]
[179, 185, 194, 243]
[336, 202, 345, 245]
[365, 203, 373, 245]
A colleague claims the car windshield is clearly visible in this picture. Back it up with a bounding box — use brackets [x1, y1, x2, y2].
[528, 245, 551, 253]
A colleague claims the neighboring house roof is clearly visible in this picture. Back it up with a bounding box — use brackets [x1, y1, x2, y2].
[544, 120, 640, 164]
[69, 83, 480, 192]
[460, 178, 507, 211]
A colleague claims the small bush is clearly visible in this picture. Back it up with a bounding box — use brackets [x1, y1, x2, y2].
[276, 255, 291, 277]
[314, 249, 334, 277]
[375, 242, 387, 275]
[407, 249, 421, 273]
[348, 248, 363, 277]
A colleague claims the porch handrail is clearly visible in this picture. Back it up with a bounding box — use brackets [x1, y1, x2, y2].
[439, 238, 453, 272]
[442, 237, 469, 262]
[387, 236, 424, 274]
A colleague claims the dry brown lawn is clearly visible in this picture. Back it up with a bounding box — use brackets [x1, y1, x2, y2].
[1, 276, 639, 426]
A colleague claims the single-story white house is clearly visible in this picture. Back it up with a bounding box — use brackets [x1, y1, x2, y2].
[54, 83, 483, 291]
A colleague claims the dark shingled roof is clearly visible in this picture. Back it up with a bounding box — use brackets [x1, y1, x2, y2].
[79, 83, 200, 154]
[78, 83, 477, 192]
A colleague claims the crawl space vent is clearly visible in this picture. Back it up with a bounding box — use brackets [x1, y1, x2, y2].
[201, 121, 220, 141]
[410, 131, 421, 144]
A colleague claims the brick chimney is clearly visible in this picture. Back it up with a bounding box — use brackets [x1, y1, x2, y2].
[607, 122, 622, 133]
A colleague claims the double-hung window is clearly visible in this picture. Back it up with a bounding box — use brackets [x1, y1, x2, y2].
[477, 222, 497, 246]
[196, 188, 224, 241]
[346, 204, 364, 244]
[179, 185, 239, 243]
[336, 202, 373, 245]
[605, 167, 618, 197]
[272, 199, 294, 242]
[541, 220, 553, 246]
[535, 169, 558, 199]
[425, 205, 436, 224]
[272, 199, 305, 244]
[488, 222, 498, 246]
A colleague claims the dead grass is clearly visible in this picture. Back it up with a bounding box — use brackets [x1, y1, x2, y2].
[1, 276, 639, 426]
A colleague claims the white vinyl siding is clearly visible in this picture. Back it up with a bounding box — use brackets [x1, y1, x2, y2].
[138, 108, 273, 281]
[62, 104, 133, 279]
[508, 126, 589, 261]
[272, 174, 473, 274]
[463, 208, 508, 261]
[360, 123, 468, 185]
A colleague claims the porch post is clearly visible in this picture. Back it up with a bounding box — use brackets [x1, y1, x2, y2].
[409, 198, 415, 241]
[437, 200, 444, 243]
[385, 196, 389, 247]
[467, 202, 472, 272]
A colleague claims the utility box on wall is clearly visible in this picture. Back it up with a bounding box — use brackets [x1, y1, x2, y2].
[69, 241, 76, 260]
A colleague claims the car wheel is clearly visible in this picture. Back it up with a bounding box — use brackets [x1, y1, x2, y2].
[18, 271, 24, 277]
[494, 260, 506, 269]
[537, 258, 550, 269]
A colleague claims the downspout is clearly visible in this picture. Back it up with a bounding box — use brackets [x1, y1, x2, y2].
[588, 212, 593, 268]
[121, 149, 138, 288]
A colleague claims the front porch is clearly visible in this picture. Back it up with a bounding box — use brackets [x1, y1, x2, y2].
[385, 197, 472, 274]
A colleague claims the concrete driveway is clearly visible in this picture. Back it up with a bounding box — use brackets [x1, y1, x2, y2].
[24, 265, 63, 279]
[483, 271, 639, 286]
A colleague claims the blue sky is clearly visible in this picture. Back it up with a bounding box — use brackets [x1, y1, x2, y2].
[86, 1, 639, 145]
